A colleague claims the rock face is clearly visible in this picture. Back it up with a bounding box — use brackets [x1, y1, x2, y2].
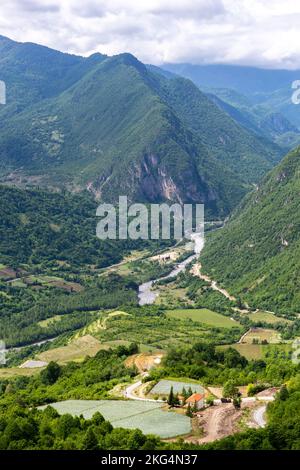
[0, 35, 282, 217]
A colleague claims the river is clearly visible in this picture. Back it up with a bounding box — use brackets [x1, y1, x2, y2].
[138, 234, 204, 306]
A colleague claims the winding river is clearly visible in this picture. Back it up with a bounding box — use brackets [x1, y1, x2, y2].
[138, 234, 204, 306]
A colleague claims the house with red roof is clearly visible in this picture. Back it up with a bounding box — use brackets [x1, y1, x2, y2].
[186, 393, 205, 410]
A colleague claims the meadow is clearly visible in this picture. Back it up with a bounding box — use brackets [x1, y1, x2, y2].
[218, 342, 292, 360]
[245, 311, 292, 325]
[165, 308, 240, 328]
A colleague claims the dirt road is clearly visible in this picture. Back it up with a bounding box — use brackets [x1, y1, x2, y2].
[191, 263, 236, 302]
[252, 405, 267, 427]
[196, 404, 243, 443]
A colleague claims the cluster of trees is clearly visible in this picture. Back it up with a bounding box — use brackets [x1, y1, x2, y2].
[167, 385, 198, 408]
[1, 339, 300, 450]
[147, 342, 299, 386]
[0, 406, 161, 450]
[0, 344, 138, 405]
[200, 146, 300, 316]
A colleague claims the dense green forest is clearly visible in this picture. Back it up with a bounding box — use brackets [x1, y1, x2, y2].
[201, 145, 300, 315]
[0, 185, 158, 268]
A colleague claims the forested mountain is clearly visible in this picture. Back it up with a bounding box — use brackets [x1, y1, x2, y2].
[163, 62, 300, 143]
[201, 146, 300, 315]
[0, 36, 283, 217]
[0, 185, 154, 269]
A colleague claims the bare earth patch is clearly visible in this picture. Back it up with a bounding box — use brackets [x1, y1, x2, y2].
[125, 353, 164, 373]
[187, 402, 257, 444]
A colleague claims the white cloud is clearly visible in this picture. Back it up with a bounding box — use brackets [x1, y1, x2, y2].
[0, 0, 299, 69]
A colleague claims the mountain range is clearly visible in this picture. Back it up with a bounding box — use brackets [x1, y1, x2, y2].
[0, 35, 283, 218]
[163, 63, 300, 149]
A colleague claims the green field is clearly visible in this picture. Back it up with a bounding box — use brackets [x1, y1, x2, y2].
[246, 311, 292, 325]
[150, 379, 204, 396]
[166, 309, 240, 328]
[219, 343, 292, 360]
[39, 400, 191, 438]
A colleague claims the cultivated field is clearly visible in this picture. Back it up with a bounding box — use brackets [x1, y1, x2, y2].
[150, 379, 204, 396]
[38, 400, 191, 438]
[241, 328, 281, 344]
[36, 335, 106, 364]
[166, 309, 240, 328]
[219, 343, 292, 360]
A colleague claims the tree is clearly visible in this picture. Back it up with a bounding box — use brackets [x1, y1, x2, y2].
[233, 396, 241, 409]
[186, 403, 193, 417]
[82, 428, 98, 450]
[182, 387, 188, 399]
[173, 393, 180, 406]
[223, 380, 239, 399]
[40, 362, 61, 385]
[278, 384, 289, 401]
[167, 386, 174, 407]
[192, 401, 198, 413]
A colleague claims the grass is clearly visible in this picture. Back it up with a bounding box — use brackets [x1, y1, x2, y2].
[218, 343, 292, 360]
[166, 308, 240, 328]
[246, 311, 292, 325]
[38, 400, 191, 438]
[0, 367, 42, 378]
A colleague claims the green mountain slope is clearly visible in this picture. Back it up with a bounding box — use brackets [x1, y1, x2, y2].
[0, 185, 152, 269]
[0, 35, 106, 123]
[201, 146, 300, 315]
[163, 62, 300, 140]
[0, 36, 282, 217]
[158, 77, 281, 180]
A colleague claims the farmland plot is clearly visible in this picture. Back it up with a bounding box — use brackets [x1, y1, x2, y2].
[150, 379, 204, 395]
[39, 400, 191, 438]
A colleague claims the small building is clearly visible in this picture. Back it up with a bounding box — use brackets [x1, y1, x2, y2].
[186, 393, 205, 410]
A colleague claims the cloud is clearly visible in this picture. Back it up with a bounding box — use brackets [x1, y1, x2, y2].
[0, 0, 299, 69]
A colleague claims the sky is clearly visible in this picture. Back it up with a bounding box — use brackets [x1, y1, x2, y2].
[0, 0, 299, 69]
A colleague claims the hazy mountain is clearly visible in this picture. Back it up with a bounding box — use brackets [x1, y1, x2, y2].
[0, 36, 283, 217]
[208, 92, 300, 150]
[162, 62, 300, 133]
[201, 145, 300, 315]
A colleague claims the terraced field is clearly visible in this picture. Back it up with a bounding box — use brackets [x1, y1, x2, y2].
[38, 400, 191, 438]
